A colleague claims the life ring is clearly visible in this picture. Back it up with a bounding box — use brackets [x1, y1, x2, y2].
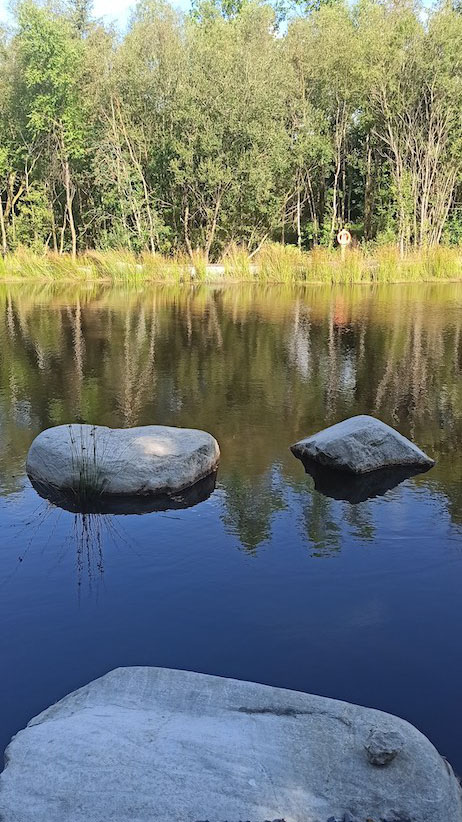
[337, 228, 352, 247]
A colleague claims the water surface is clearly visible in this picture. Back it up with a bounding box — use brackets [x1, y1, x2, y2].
[1, 282, 462, 771]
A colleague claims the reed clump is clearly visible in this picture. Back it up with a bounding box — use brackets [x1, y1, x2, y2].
[1, 243, 462, 283]
[222, 243, 252, 279]
[256, 243, 308, 281]
[68, 424, 107, 503]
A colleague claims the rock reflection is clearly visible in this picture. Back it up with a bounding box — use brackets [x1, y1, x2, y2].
[29, 471, 217, 514]
[295, 457, 431, 504]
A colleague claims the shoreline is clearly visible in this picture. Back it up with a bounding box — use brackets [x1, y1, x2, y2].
[2, 274, 462, 286]
[0, 243, 462, 286]
[1, 245, 462, 285]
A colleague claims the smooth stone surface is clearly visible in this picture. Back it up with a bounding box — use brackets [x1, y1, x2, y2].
[1, 667, 460, 822]
[26, 424, 220, 497]
[291, 415, 435, 475]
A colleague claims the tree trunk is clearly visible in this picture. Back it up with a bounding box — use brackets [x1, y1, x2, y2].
[0, 193, 8, 256]
[60, 209, 67, 254]
[64, 157, 77, 258]
[331, 160, 341, 242]
[296, 185, 302, 250]
[205, 192, 222, 263]
[183, 204, 194, 262]
[363, 136, 374, 241]
[50, 205, 58, 253]
[330, 102, 346, 245]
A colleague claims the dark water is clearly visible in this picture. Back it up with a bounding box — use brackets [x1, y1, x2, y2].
[1, 282, 462, 773]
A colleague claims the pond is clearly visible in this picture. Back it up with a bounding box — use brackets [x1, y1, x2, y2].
[1, 281, 462, 774]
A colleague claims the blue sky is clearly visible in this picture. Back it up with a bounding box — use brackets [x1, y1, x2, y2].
[0, 0, 191, 30]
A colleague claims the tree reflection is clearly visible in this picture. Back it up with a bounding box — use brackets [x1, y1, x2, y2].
[1, 282, 462, 553]
[221, 471, 286, 553]
[298, 491, 342, 558]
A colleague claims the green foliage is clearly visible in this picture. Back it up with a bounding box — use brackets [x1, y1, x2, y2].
[17, 1, 86, 157]
[0, 0, 462, 260]
[11, 184, 53, 250]
[443, 208, 462, 246]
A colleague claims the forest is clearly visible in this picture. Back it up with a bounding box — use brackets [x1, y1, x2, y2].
[1, 0, 462, 261]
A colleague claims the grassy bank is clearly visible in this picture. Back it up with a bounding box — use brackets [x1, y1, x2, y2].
[1, 244, 462, 283]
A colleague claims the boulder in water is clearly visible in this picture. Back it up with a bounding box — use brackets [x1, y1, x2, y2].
[0, 668, 460, 822]
[291, 415, 434, 475]
[26, 424, 220, 499]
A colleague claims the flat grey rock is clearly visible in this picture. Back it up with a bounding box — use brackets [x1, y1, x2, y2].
[0, 667, 460, 822]
[291, 415, 434, 475]
[26, 424, 220, 497]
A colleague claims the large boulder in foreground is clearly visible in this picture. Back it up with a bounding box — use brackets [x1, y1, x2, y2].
[291, 415, 434, 475]
[26, 424, 220, 498]
[0, 668, 460, 822]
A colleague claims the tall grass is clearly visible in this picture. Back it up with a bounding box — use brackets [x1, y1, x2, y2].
[222, 243, 252, 279]
[1, 243, 462, 283]
[254, 243, 462, 282]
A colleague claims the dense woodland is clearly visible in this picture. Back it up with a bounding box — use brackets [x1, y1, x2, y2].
[1, 0, 462, 259]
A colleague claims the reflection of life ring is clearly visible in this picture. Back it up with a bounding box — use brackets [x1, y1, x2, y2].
[337, 228, 352, 247]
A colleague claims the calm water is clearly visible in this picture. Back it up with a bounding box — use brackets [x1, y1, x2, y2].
[1, 282, 462, 773]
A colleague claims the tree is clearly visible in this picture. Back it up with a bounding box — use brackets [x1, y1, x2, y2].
[0, 0, 460, 256]
[171, 2, 291, 260]
[360, 0, 462, 250]
[14, 1, 89, 255]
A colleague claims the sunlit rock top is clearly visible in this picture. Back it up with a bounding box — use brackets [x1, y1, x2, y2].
[26, 423, 220, 498]
[292, 415, 434, 475]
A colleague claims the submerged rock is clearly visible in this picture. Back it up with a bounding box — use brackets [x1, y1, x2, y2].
[291, 415, 434, 475]
[0, 667, 460, 822]
[26, 424, 220, 498]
